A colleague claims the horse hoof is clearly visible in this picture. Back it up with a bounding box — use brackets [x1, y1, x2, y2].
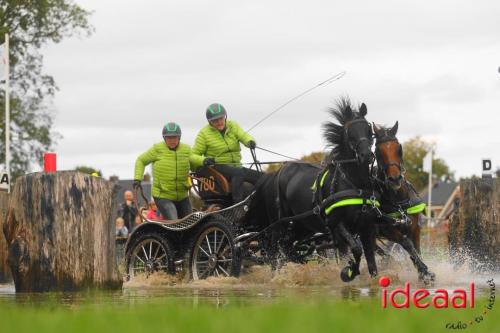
[340, 266, 357, 282]
[420, 271, 436, 286]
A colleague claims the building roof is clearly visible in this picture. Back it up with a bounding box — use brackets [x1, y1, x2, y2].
[421, 181, 458, 206]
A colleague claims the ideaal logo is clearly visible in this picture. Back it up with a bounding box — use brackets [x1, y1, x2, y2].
[379, 276, 474, 309]
[445, 279, 496, 330]
[378, 276, 496, 329]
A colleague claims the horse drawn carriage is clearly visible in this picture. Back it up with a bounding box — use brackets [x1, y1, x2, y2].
[125, 98, 435, 284]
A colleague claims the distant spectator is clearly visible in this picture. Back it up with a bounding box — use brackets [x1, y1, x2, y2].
[117, 190, 138, 231]
[115, 217, 129, 237]
[135, 214, 142, 227]
[146, 201, 163, 220]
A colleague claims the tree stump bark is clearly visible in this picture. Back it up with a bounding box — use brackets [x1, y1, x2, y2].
[3, 171, 122, 292]
[0, 191, 11, 283]
[448, 178, 500, 271]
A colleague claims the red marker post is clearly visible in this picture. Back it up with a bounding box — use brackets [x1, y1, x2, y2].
[44, 153, 57, 173]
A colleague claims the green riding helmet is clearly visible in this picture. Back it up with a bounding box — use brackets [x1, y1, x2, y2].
[206, 103, 227, 122]
[162, 122, 181, 138]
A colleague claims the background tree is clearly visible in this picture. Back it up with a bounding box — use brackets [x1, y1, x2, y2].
[108, 174, 119, 182]
[75, 165, 101, 177]
[0, 0, 93, 179]
[402, 136, 454, 191]
[265, 151, 325, 173]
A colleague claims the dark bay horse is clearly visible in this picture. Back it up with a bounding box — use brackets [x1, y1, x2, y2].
[245, 97, 380, 281]
[373, 122, 435, 283]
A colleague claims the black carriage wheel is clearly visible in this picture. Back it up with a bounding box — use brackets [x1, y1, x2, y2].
[188, 220, 241, 280]
[125, 232, 175, 279]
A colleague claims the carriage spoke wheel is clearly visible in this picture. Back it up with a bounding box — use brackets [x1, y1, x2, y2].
[190, 221, 240, 280]
[127, 233, 175, 279]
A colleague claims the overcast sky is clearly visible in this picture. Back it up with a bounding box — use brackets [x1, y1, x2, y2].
[40, 0, 500, 179]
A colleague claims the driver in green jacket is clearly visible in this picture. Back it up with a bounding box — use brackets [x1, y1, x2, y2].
[134, 122, 192, 220]
[190, 103, 262, 203]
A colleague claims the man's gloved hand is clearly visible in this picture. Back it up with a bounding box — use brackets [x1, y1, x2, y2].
[248, 140, 257, 149]
[133, 179, 141, 190]
[203, 157, 216, 167]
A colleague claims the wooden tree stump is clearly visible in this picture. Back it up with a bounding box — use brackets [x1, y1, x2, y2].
[448, 178, 500, 271]
[3, 171, 122, 292]
[0, 191, 11, 283]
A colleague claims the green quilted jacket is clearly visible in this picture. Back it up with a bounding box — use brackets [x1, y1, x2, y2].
[190, 120, 254, 169]
[134, 142, 191, 201]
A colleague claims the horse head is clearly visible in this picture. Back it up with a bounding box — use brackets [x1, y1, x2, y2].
[373, 121, 404, 190]
[323, 97, 374, 165]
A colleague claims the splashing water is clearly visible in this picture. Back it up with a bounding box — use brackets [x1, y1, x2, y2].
[123, 246, 499, 297]
[1, 246, 496, 306]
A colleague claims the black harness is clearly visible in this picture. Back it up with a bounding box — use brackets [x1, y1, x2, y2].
[312, 158, 381, 218]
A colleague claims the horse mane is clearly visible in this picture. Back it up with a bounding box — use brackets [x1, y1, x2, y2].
[322, 96, 364, 156]
[374, 124, 398, 144]
[375, 125, 390, 140]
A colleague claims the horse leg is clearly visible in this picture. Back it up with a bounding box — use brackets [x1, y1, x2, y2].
[398, 234, 435, 285]
[409, 214, 421, 254]
[373, 225, 392, 260]
[360, 226, 378, 278]
[265, 227, 284, 271]
[334, 222, 362, 280]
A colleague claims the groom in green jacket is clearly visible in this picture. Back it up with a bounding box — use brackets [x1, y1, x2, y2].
[134, 122, 192, 220]
[190, 103, 262, 203]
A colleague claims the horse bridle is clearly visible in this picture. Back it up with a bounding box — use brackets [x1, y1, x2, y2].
[375, 134, 405, 181]
[344, 118, 374, 160]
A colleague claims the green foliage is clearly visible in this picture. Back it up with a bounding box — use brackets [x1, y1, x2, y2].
[265, 163, 281, 173]
[300, 151, 325, 164]
[403, 136, 454, 191]
[75, 165, 101, 176]
[0, 0, 93, 179]
[265, 151, 325, 173]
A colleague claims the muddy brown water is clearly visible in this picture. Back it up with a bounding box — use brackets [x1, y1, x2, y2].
[0, 254, 497, 307]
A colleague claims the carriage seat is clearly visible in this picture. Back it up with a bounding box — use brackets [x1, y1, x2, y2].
[191, 167, 232, 207]
[192, 167, 230, 194]
[192, 166, 257, 208]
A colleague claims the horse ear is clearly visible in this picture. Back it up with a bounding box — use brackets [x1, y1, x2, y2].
[388, 121, 399, 136]
[359, 103, 367, 116]
[372, 122, 380, 135]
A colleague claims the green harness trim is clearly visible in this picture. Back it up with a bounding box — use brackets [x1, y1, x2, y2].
[387, 202, 427, 217]
[324, 198, 380, 215]
[320, 169, 329, 187]
[408, 202, 426, 214]
[311, 169, 330, 190]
